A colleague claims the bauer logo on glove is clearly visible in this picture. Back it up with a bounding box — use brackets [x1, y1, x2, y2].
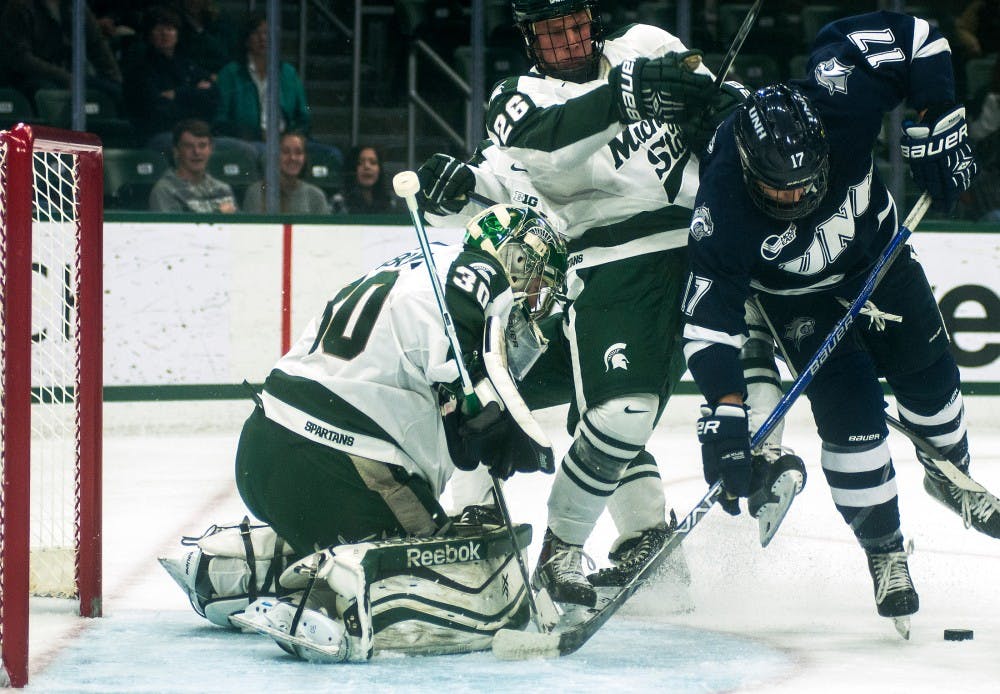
[900, 105, 978, 213]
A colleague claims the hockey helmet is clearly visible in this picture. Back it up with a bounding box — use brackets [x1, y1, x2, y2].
[464, 204, 567, 319]
[511, 0, 604, 82]
[734, 84, 829, 220]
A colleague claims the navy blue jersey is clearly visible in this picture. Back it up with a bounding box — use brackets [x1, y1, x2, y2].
[682, 12, 956, 403]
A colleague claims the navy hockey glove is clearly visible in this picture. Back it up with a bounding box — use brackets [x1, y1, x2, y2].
[608, 51, 715, 124]
[901, 106, 978, 213]
[458, 402, 554, 480]
[417, 153, 475, 214]
[697, 403, 752, 516]
[680, 81, 748, 156]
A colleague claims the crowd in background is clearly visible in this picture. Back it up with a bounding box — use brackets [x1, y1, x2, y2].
[0, 0, 997, 219]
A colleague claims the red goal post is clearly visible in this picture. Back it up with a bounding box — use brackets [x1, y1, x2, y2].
[0, 124, 103, 688]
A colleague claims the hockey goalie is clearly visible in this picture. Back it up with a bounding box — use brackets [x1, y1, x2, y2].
[160, 204, 569, 661]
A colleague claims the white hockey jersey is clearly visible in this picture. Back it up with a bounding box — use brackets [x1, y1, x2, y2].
[259, 244, 516, 496]
[432, 23, 707, 276]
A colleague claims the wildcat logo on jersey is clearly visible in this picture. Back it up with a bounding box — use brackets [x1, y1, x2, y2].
[690, 205, 713, 240]
[761, 223, 797, 260]
[604, 343, 629, 371]
[783, 317, 815, 350]
[815, 58, 853, 96]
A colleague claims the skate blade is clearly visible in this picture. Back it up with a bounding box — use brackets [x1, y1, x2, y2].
[892, 616, 911, 640]
[758, 471, 804, 548]
[230, 613, 349, 662]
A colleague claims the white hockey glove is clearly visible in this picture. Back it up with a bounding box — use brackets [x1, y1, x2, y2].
[901, 105, 978, 213]
[417, 153, 475, 214]
[607, 51, 715, 124]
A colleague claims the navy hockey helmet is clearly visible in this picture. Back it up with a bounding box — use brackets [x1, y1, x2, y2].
[464, 205, 568, 319]
[734, 84, 829, 220]
[511, 0, 604, 82]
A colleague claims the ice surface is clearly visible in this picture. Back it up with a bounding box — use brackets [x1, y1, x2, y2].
[21, 396, 1000, 692]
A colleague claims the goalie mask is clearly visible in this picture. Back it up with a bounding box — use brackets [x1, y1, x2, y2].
[464, 204, 568, 320]
[511, 0, 603, 82]
[734, 84, 829, 221]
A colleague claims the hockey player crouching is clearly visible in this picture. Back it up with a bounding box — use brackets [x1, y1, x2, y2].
[160, 204, 568, 661]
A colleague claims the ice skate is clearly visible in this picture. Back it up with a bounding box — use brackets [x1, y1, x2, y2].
[866, 545, 919, 639]
[451, 503, 503, 529]
[232, 596, 352, 662]
[923, 470, 1000, 539]
[748, 451, 807, 547]
[587, 522, 672, 587]
[532, 529, 596, 607]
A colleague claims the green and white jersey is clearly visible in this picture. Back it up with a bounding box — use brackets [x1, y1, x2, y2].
[259, 244, 515, 497]
[475, 24, 708, 266]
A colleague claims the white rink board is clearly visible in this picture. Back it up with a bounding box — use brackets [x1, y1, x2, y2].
[79, 223, 1000, 387]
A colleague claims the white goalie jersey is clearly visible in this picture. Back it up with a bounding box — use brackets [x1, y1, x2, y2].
[259, 243, 517, 496]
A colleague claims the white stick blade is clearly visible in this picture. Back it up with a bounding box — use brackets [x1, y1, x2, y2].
[492, 628, 561, 660]
[393, 170, 421, 198]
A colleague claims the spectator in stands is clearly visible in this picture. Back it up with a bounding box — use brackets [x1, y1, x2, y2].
[91, 0, 141, 62]
[149, 118, 238, 213]
[0, 0, 123, 101]
[172, 0, 235, 79]
[242, 131, 331, 214]
[954, 0, 1000, 60]
[331, 145, 397, 215]
[124, 5, 218, 151]
[214, 11, 310, 146]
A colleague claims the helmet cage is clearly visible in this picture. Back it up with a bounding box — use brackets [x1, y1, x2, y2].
[464, 205, 568, 320]
[514, 0, 604, 82]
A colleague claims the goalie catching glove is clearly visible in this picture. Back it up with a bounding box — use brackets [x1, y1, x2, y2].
[697, 403, 752, 516]
[901, 105, 978, 213]
[417, 153, 475, 215]
[608, 50, 716, 124]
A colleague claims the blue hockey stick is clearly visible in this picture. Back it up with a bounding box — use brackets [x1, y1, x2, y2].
[493, 191, 931, 659]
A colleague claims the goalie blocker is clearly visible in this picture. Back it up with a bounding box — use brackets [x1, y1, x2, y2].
[162, 521, 533, 661]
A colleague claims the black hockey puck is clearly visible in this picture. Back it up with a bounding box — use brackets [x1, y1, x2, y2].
[943, 629, 974, 641]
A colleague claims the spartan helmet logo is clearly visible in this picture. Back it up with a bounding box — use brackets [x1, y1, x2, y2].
[603, 342, 629, 371]
[783, 317, 816, 351]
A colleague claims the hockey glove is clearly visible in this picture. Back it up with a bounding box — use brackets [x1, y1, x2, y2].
[458, 401, 555, 480]
[417, 153, 475, 215]
[697, 403, 752, 516]
[608, 51, 715, 124]
[679, 81, 748, 156]
[901, 106, 978, 214]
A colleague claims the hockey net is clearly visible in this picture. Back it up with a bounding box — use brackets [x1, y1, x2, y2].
[0, 124, 102, 687]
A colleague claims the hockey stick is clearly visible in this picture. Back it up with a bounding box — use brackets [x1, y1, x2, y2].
[711, 0, 763, 88]
[492, 192, 932, 659]
[393, 171, 560, 634]
[751, 288, 986, 493]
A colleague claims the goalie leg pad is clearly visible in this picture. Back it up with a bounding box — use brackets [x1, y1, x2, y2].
[159, 518, 295, 628]
[256, 525, 532, 661]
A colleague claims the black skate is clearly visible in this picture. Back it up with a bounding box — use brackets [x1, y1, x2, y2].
[923, 470, 1000, 539]
[866, 544, 919, 639]
[587, 522, 672, 587]
[748, 452, 807, 547]
[450, 504, 503, 528]
[532, 529, 596, 607]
